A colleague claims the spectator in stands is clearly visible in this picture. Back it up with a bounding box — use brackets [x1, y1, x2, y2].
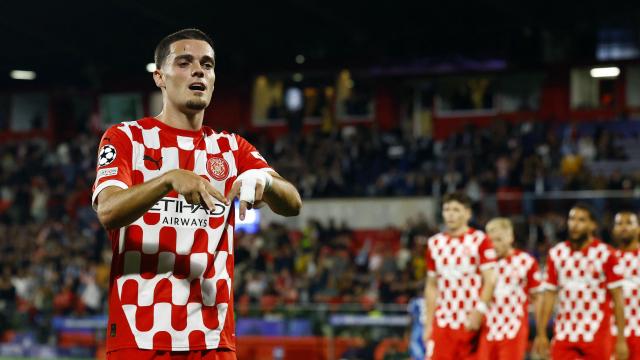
[2, 118, 640, 344]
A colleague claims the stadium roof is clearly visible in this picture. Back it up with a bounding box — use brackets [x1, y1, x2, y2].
[1, 1, 639, 87]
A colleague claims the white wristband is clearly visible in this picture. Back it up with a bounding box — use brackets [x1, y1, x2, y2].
[475, 301, 489, 314]
[236, 169, 273, 204]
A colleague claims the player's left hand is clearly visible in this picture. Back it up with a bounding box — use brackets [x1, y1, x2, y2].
[227, 169, 273, 220]
[615, 335, 629, 360]
[464, 309, 483, 331]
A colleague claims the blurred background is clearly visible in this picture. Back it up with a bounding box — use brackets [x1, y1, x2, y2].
[2, 1, 640, 359]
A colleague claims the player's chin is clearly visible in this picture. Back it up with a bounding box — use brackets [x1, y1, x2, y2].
[568, 233, 586, 242]
[185, 99, 208, 111]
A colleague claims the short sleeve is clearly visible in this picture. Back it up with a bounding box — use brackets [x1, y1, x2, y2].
[234, 134, 272, 175]
[543, 254, 558, 290]
[478, 236, 497, 271]
[526, 258, 543, 293]
[92, 125, 133, 210]
[605, 249, 624, 289]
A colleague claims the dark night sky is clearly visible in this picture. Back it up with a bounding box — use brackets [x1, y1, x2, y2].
[1, 0, 639, 86]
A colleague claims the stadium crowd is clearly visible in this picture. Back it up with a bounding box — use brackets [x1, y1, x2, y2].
[259, 120, 636, 198]
[0, 119, 637, 340]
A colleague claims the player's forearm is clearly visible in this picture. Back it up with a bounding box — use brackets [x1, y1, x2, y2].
[263, 174, 302, 216]
[425, 277, 437, 330]
[479, 268, 497, 304]
[532, 293, 542, 330]
[611, 287, 627, 339]
[536, 290, 556, 336]
[97, 173, 172, 230]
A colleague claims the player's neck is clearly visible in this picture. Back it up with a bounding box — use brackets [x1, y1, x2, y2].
[621, 239, 640, 252]
[447, 225, 469, 238]
[156, 107, 204, 131]
[569, 236, 594, 251]
[499, 248, 515, 259]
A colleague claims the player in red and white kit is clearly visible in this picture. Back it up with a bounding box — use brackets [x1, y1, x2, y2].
[424, 192, 497, 360]
[92, 29, 302, 360]
[477, 218, 542, 360]
[612, 210, 640, 359]
[533, 204, 628, 360]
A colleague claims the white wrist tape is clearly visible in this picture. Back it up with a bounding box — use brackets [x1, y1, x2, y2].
[236, 169, 273, 204]
[475, 301, 489, 314]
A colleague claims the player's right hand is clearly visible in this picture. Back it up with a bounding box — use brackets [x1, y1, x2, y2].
[531, 334, 550, 359]
[164, 169, 229, 209]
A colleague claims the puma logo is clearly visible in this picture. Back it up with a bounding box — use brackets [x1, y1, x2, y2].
[143, 155, 163, 170]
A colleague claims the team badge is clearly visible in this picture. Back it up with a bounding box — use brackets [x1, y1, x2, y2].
[207, 157, 230, 181]
[98, 144, 117, 167]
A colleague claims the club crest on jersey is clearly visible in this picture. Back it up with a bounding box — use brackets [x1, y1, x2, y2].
[98, 144, 117, 167]
[207, 157, 230, 181]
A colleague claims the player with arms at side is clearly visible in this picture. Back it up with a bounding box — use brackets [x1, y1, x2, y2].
[477, 218, 542, 360]
[423, 192, 497, 359]
[93, 29, 301, 360]
[611, 210, 640, 359]
[532, 204, 628, 360]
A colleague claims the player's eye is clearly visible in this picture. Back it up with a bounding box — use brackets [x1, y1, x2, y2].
[178, 62, 189, 67]
[203, 63, 214, 69]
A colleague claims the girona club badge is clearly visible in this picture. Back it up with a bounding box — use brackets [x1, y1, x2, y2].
[207, 157, 230, 181]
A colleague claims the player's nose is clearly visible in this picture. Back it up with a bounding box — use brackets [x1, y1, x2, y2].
[191, 64, 204, 77]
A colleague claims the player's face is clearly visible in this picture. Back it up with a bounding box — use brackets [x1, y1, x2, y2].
[613, 212, 639, 247]
[487, 226, 513, 258]
[442, 201, 471, 232]
[156, 39, 216, 114]
[567, 208, 595, 244]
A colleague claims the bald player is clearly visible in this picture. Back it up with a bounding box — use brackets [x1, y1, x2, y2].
[477, 218, 542, 360]
[612, 210, 640, 359]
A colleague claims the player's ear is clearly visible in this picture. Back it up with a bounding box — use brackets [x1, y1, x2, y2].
[153, 68, 165, 88]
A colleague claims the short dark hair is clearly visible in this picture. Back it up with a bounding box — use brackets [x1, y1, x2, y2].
[154, 28, 215, 68]
[571, 202, 597, 222]
[442, 192, 472, 209]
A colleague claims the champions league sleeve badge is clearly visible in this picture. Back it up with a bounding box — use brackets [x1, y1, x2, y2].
[98, 144, 117, 167]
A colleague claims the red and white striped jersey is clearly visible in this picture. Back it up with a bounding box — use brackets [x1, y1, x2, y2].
[425, 228, 497, 330]
[484, 250, 541, 341]
[543, 239, 624, 343]
[92, 117, 271, 352]
[612, 248, 640, 338]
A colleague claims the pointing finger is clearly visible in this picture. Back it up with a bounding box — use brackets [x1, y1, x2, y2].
[203, 180, 229, 205]
[199, 188, 215, 210]
[227, 180, 241, 203]
[255, 182, 265, 202]
[239, 200, 248, 221]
